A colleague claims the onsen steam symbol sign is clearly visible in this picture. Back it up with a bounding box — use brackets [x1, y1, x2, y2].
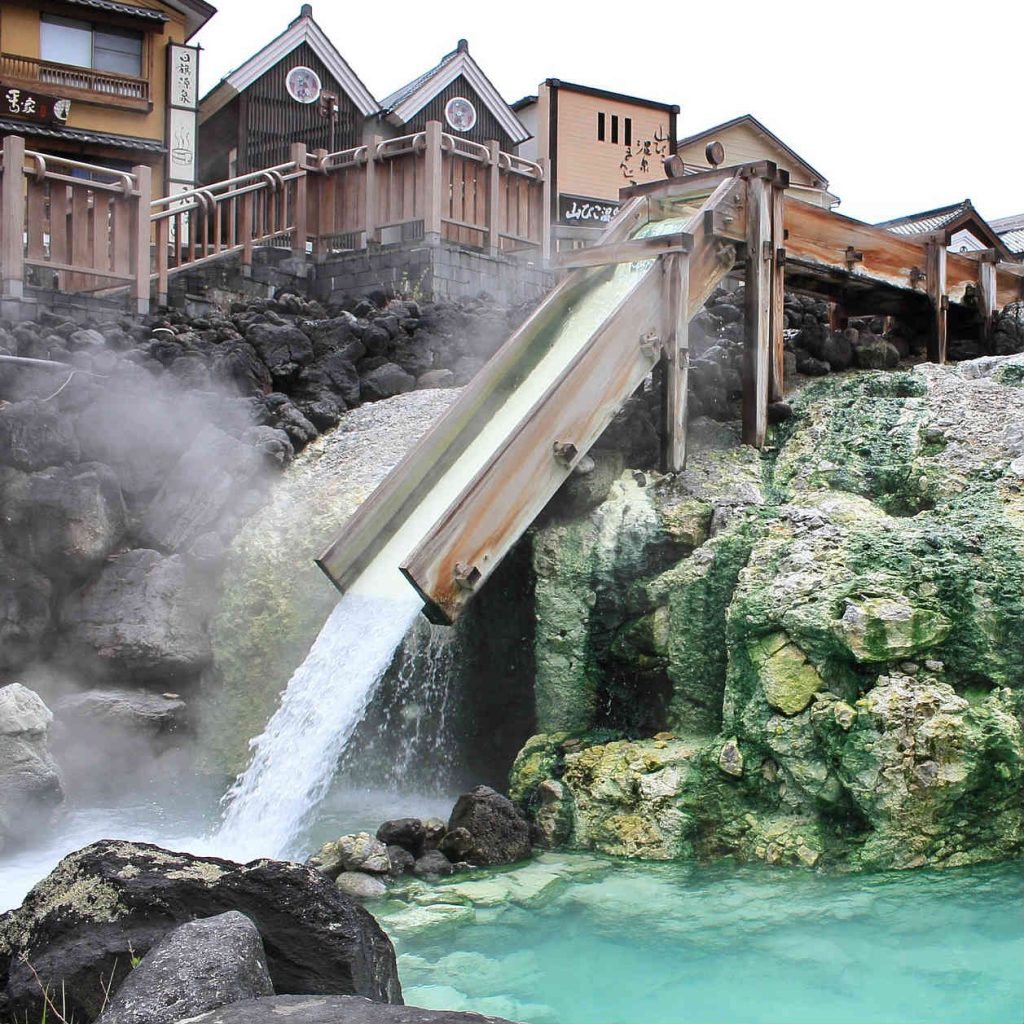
[445, 97, 477, 132]
[286, 66, 322, 104]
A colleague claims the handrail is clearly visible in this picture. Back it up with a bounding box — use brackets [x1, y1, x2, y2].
[150, 162, 300, 210]
[22, 149, 136, 194]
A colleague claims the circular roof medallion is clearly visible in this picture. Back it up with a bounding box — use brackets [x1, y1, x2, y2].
[286, 66, 322, 104]
[445, 96, 477, 132]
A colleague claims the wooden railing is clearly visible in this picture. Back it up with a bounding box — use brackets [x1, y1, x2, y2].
[0, 52, 150, 103]
[0, 135, 150, 311]
[152, 122, 548, 301]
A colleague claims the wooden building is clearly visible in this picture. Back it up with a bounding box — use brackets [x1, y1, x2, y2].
[197, 4, 379, 183]
[379, 39, 529, 153]
[877, 200, 1017, 261]
[676, 114, 836, 209]
[0, 0, 215, 195]
[514, 81, 678, 250]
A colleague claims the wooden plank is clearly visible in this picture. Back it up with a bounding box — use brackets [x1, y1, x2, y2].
[401, 268, 665, 624]
[155, 215, 169, 305]
[977, 255, 997, 345]
[317, 195, 651, 593]
[662, 252, 689, 472]
[131, 164, 151, 315]
[743, 173, 771, 447]
[926, 240, 947, 364]
[90, 193, 108, 274]
[995, 262, 1024, 310]
[621, 162, 767, 201]
[365, 136, 380, 244]
[26, 178, 46, 262]
[768, 182, 786, 402]
[488, 141, 500, 253]
[240, 190, 253, 271]
[70, 186, 90, 282]
[553, 231, 693, 269]
[49, 183, 70, 280]
[784, 197, 931, 295]
[685, 177, 745, 317]
[423, 121, 443, 243]
[291, 143, 307, 256]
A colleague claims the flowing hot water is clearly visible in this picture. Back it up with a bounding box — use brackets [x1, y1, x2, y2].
[216, 218, 691, 859]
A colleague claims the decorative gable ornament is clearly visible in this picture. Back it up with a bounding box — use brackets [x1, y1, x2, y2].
[286, 66, 322, 103]
[445, 96, 476, 132]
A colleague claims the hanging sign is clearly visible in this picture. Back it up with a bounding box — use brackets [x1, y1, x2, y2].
[166, 42, 199, 192]
[559, 193, 619, 225]
[1, 84, 71, 125]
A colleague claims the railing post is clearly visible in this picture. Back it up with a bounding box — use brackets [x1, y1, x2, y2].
[364, 134, 381, 247]
[240, 190, 253, 276]
[313, 147, 329, 259]
[290, 142, 307, 258]
[487, 140, 500, 256]
[424, 120, 443, 246]
[131, 163, 151, 315]
[156, 215, 169, 306]
[540, 156, 551, 265]
[977, 250, 997, 351]
[1, 135, 26, 299]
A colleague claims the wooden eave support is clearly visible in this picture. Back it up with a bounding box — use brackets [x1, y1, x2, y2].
[552, 231, 693, 270]
[926, 240, 948, 364]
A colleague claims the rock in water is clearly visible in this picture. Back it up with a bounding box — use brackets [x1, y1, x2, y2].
[336, 833, 391, 874]
[0, 840, 401, 1022]
[165, 994, 518, 1023]
[375, 818, 425, 855]
[95, 911, 273, 1024]
[0, 683, 63, 850]
[336, 872, 388, 899]
[447, 786, 532, 866]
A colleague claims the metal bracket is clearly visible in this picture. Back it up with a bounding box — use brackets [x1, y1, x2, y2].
[453, 562, 482, 591]
[552, 441, 579, 465]
[845, 246, 864, 267]
[639, 330, 662, 358]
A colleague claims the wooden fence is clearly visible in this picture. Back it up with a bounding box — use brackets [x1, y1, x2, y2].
[0, 134, 151, 312]
[0, 123, 547, 311]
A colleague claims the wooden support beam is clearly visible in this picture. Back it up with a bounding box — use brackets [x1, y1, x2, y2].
[423, 121, 443, 245]
[487, 140, 501, 256]
[553, 231, 693, 270]
[365, 134, 381, 246]
[768, 182, 786, 403]
[743, 174, 771, 447]
[131, 163, 151, 315]
[1, 135, 25, 299]
[976, 252, 998, 348]
[926, 240, 948, 364]
[662, 251, 690, 472]
[290, 143, 307, 257]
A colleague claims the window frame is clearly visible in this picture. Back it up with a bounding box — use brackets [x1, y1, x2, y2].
[40, 13, 145, 79]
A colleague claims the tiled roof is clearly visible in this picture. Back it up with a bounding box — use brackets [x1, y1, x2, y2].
[991, 213, 1024, 255]
[58, 0, 169, 21]
[0, 120, 166, 152]
[876, 200, 973, 236]
[380, 47, 460, 112]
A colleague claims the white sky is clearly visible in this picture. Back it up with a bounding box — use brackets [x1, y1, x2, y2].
[194, 0, 1024, 225]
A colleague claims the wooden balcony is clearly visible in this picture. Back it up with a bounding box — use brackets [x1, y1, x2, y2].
[0, 53, 151, 111]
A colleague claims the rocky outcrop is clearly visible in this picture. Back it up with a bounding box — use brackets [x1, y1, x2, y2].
[95, 911, 273, 1024]
[61, 549, 211, 682]
[447, 787, 532, 867]
[511, 363, 1024, 871]
[0, 840, 401, 1022]
[170, 994, 519, 1023]
[0, 683, 63, 850]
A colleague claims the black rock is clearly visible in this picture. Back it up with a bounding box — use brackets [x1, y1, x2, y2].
[411, 850, 453, 878]
[0, 399, 80, 471]
[95, 911, 273, 1024]
[447, 786, 532, 867]
[0, 551, 53, 673]
[376, 818, 425, 855]
[820, 332, 853, 371]
[796, 352, 831, 377]
[767, 401, 793, 425]
[246, 323, 314, 383]
[360, 363, 415, 402]
[0, 840, 401, 1023]
[385, 846, 415, 877]
[361, 324, 391, 357]
[438, 827, 473, 862]
[161, 994, 517, 1023]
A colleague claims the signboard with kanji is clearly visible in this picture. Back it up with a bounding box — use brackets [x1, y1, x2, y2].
[2, 85, 71, 126]
[166, 43, 199, 191]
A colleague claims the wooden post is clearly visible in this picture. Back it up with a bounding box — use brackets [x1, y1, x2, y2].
[364, 134, 381, 247]
[540, 156, 552, 265]
[155, 215, 169, 306]
[662, 252, 690, 472]
[423, 120, 443, 246]
[487, 140, 500, 256]
[130, 163, 151, 315]
[977, 252, 997, 351]
[240, 189, 253, 276]
[768, 181, 786, 403]
[312, 148, 329, 258]
[742, 172, 772, 447]
[290, 142, 307, 257]
[926, 240, 947, 364]
[1, 134, 26, 299]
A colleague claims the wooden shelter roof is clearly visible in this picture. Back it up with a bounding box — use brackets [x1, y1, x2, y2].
[877, 199, 1016, 261]
[199, 4, 379, 123]
[991, 213, 1024, 256]
[380, 40, 529, 145]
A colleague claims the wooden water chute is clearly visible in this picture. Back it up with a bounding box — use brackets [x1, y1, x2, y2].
[319, 161, 1024, 626]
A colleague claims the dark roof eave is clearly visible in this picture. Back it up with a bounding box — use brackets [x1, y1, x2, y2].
[0, 120, 166, 153]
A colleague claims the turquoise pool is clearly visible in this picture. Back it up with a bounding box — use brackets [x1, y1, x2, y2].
[379, 854, 1024, 1024]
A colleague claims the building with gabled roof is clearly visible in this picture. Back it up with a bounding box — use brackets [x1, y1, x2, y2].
[877, 199, 1016, 261]
[197, 4, 379, 181]
[379, 39, 529, 152]
[990, 213, 1024, 258]
[675, 113, 836, 208]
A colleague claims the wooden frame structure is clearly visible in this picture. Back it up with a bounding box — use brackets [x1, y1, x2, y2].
[318, 160, 1024, 624]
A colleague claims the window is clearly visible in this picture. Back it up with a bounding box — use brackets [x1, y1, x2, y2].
[611, 115, 619, 145]
[41, 15, 143, 77]
[625, 118, 632, 147]
[597, 112, 605, 142]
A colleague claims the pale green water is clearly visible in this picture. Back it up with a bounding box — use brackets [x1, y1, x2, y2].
[383, 854, 1024, 1024]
